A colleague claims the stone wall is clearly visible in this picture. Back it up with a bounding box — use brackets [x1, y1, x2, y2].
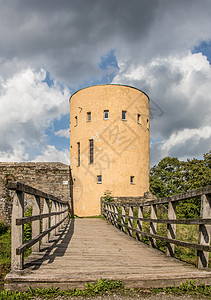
[0, 162, 71, 225]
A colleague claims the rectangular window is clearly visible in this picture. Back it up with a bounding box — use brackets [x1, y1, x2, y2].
[75, 116, 78, 126]
[77, 142, 80, 166]
[130, 176, 135, 184]
[87, 112, 91, 122]
[137, 114, 141, 124]
[97, 175, 102, 184]
[104, 110, 109, 120]
[122, 111, 127, 121]
[147, 119, 149, 130]
[89, 139, 94, 164]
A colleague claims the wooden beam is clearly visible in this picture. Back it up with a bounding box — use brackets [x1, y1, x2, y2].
[166, 202, 176, 257]
[197, 194, 211, 268]
[11, 191, 24, 270]
[16, 216, 68, 255]
[6, 181, 67, 204]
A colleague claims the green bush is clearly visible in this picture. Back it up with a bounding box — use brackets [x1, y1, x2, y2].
[0, 222, 8, 235]
[24, 207, 32, 243]
[103, 190, 114, 202]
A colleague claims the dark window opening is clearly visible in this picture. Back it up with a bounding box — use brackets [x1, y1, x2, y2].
[122, 111, 127, 120]
[130, 176, 135, 184]
[104, 110, 109, 120]
[77, 142, 80, 166]
[75, 116, 78, 126]
[89, 139, 94, 164]
[137, 114, 141, 124]
[87, 112, 91, 122]
[97, 175, 102, 184]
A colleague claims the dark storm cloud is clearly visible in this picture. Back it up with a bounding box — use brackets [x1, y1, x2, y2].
[0, 0, 211, 163]
[0, 0, 159, 85]
[2, 0, 210, 86]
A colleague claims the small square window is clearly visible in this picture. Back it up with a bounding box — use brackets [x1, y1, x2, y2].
[122, 111, 127, 121]
[130, 176, 135, 184]
[87, 112, 91, 122]
[97, 175, 102, 184]
[104, 110, 109, 120]
[137, 114, 141, 124]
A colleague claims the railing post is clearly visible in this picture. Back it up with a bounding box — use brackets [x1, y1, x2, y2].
[42, 198, 50, 244]
[150, 204, 157, 248]
[197, 194, 211, 268]
[136, 205, 143, 241]
[55, 202, 59, 235]
[103, 202, 106, 218]
[121, 206, 126, 233]
[108, 203, 112, 223]
[114, 204, 118, 228]
[61, 203, 64, 226]
[128, 206, 133, 236]
[11, 191, 24, 271]
[58, 203, 61, 232]
[166, 201, 177, 256]
[101, 199, 103, 216]
[32, 195, 41, 253]
[51, 200, 56, 237]
[111, 204, 115, 226]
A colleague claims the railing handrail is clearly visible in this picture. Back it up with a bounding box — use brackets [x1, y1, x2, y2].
[7, 181, 67, 204]
[101, 208, 211, 225]
[7, 181, 70, 271]
[101, 185, 211, 269]
[105, 185, 211, 207]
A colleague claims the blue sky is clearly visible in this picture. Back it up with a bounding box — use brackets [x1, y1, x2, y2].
[0, 0, 210, 166]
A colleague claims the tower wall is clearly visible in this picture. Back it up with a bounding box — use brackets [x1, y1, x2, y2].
[69, 84, 150, 216]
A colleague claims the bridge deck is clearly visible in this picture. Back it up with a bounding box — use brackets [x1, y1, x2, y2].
[5, 218, 211, 291]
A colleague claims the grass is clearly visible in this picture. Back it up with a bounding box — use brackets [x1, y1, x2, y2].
[114, 206, 211, 267]
[74, 215, 102, 219]
[0, 279, 211, 299]
[0, 230, 11, 289]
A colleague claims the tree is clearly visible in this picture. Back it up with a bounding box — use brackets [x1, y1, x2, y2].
[149, 151, 211, 218]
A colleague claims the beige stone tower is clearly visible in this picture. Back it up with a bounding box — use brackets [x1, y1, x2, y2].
[69, 84, 150, 216]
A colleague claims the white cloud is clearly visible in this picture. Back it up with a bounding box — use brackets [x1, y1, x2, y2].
[113, 52, 211, 165]
[161, 127, 211, 154]
[0, 68, 70, 161]
[55, 128, 70, 139]
[33, 145, 70, 164]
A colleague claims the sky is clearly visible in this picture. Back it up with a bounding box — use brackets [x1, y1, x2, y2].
[0, 0, 210, 167]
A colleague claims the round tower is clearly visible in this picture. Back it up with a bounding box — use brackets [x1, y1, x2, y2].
[69, 84, 150, 216]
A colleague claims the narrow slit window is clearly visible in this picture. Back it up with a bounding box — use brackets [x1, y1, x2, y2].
[75, 116, 78, 126]
[87, 112, 91, 122]
[122, 111, 127, 121]
[77, 142, 80, 166]
[89, 139, 94, 164]
[104, 110, 109, 120]
[97, 175, 102, 184]
[137, 114, 141, 124]
[147, 119, 149, 130]
[130, 176, 135, 184]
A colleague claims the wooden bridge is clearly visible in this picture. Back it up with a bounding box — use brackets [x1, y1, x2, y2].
[4, 182, 211, 291]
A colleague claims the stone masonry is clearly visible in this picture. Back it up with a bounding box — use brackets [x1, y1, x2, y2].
[0, 162, 71, 225]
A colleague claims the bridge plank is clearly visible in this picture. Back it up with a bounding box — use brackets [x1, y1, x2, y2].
[5, 219, 211, 291]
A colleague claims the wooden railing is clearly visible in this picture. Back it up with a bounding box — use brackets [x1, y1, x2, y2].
[7, 181, 70, 271]
[101, 185, 211, 268]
